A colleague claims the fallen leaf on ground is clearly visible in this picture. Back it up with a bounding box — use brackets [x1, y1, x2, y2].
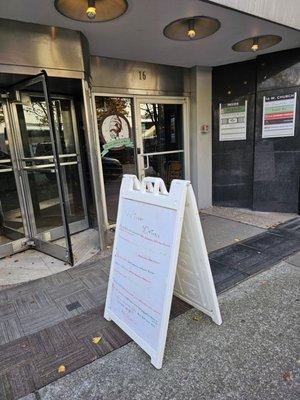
[58, 365, 66, 373]
[192, 313, 203, 321]
[283, 371, 293, 382]
[92, 336, 102, 344]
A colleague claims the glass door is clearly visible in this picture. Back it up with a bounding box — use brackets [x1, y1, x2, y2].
[135, 98, 187, 188]
[7, 72, 79, 264]
[0, 102, 27, 258]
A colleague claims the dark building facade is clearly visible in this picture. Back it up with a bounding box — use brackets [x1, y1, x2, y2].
[212, 48, 300, 213]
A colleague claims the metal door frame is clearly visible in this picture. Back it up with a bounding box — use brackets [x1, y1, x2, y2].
[20, 93, 90, 239]
[4, 72, 74, 264]
[92, 93, 190, 230]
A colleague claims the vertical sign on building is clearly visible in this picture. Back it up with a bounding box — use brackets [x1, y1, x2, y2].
[262, 93, 297, 138]
[219, 100, 247, 141]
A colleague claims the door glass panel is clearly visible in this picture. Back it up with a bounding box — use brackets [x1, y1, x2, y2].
[95, 96, 136, 224]
[16, 93, 85, 235]
[144, 152, 184, 189]
[140, 102, 184, 189]
[140, 103, 183, 153]
[0, 104, 25, 245]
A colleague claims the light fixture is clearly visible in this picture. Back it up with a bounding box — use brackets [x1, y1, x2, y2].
[232, 35, 282, 52]
[187, 20, 196, 39]
[55, 0, 128, 23]
[251, 37, 259, 52]
[164, 16, 221, 41]
[86, 0, 96, 20]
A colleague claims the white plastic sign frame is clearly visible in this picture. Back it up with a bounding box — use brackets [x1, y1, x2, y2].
[104, 175, 221, 369]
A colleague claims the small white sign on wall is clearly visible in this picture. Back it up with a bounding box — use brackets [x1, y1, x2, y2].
[219, 100, 247, 141]
[104, 175, 222, 369]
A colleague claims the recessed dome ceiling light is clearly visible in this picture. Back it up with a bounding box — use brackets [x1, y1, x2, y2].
[54, 0, 128, 22]
[163, 16, 221, 41]
[232, 35, 282, 52]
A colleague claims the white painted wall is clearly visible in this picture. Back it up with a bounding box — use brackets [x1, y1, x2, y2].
[210, 0, 300, 29]
[189, 66, 212, 209]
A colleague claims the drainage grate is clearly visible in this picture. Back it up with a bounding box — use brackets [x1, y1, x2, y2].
[66, 301, 82, 311]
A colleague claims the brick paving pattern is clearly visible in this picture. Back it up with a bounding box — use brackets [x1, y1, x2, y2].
[0, 218, 299, 400]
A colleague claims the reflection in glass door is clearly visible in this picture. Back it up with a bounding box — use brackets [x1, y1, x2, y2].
[137, 99, 186, 188]
[0, 103, 26, 258]
[94, 96, 137, 225]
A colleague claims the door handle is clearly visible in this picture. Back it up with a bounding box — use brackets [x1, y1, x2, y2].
[144, 155, 150, 170]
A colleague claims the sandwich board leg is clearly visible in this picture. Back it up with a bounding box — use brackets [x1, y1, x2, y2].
[104, 308, 112, 321]
[212, 310, 222, 326]
[151, 355, 163, 370]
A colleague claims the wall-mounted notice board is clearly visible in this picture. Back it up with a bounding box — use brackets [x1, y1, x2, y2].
[219, 100, 247, 141]
[262, 93, 297, 138]
[104, 175, 222, 369]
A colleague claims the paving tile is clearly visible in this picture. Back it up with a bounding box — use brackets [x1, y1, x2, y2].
[0, 302, 16, 320]
[32, 342, 96, 389]
[266, 236, 300, 259]
[0, 371, 13, 400]
[230, 251, 276, 274]
[42, 270, 74, 287]
[65, 305, 110, 340]
[67, 262, 101, 279]
[0, 336, 32, 371]
[1, 280, 46, 303]
[81, 328, 122, 358]
[54, 289, 98, 318]
[45, 279, 87, 301]
[28, 320, 77, 357]
[99, 323, 130, 349]
[19, 306, 64, 336]
[81, 270, 108, 290]
[0, 290, 9, 305]
[242, 232, 286, 252]
[276, 217, 300, 235]
[215, 271, 249, 293]
[87, 286, 108, 304]
[210, 244, 261, 267]
[0, 316, 24, 345]
[99, 256, 112, 268]
[210, 259, 243, 284]
[14, 291, 52, 317]
[170, 296, 192, 318]
[5, 362, 35, 400]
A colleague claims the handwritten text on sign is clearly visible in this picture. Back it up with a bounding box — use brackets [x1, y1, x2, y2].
[110, 198, 176, 350]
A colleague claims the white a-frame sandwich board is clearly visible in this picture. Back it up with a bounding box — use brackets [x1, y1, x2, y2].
[104, 175, 222, 369]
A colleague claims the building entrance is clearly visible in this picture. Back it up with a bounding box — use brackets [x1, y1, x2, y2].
[0, 73, 88, 264]
[93, 94, 188, 228]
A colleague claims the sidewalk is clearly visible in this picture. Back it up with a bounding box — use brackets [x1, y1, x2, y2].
[1, 217, 299, 399]
[30, 256, 299, 400]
